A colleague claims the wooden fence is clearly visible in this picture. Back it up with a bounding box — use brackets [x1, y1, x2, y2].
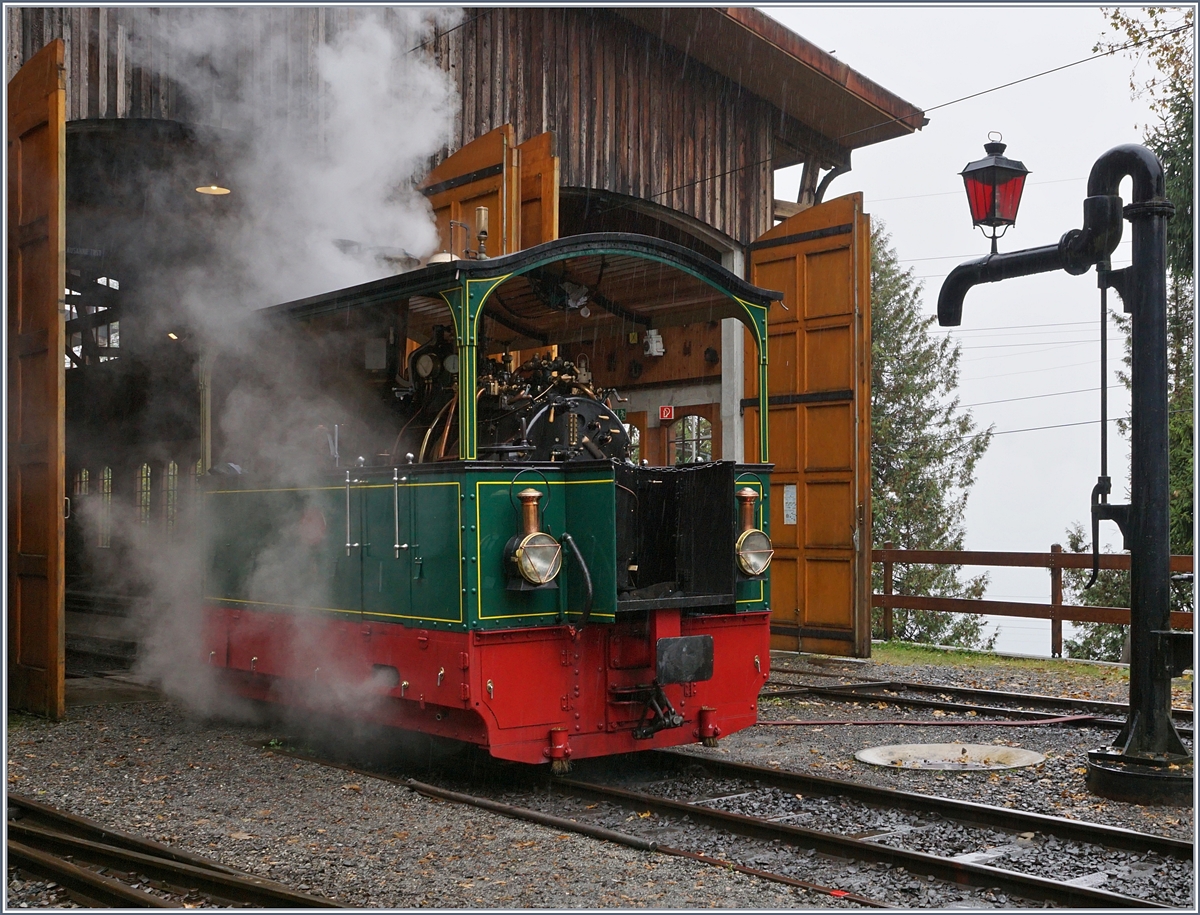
[873, 544, 1194, 657]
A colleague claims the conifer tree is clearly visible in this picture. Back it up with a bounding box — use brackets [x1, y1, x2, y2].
[870, 224, 995, 649]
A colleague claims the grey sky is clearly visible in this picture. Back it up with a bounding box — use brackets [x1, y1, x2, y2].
[766, 5, 1173, 653]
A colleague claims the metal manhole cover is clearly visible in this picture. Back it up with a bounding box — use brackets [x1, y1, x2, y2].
[855, 742, 1044, 770]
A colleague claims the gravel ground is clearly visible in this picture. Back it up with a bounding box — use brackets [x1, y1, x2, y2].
[709, 651, 1194, 841]
[5, 649, 1195, 908]
[6, 701, 814, 909]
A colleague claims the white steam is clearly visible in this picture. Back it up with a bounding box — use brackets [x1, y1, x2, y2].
[130, 6, 459, 324]
[86, 7, 463, 727]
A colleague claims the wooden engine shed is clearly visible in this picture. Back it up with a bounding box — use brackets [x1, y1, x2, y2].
[7, 6, 925, 717]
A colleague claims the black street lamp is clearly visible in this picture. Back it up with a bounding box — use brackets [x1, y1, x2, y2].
[960, 133, 1030, 253]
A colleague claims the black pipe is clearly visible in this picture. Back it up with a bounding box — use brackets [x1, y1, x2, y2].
[561, 532, 594, 628]
[1088, 148, 1182, 761]
[938, 195, 1125, 327]
[937, 245, 1064, 326]
[1086, 143, 1166, 199]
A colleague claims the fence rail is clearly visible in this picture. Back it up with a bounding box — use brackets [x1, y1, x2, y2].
[872, 544, 1194, 658]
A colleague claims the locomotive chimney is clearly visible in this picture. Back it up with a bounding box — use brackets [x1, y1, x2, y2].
[736, 488, 759, 532]
[518, 488, 544, 536]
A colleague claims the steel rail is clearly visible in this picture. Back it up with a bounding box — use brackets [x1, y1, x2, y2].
[7, 794, 343, 908]
[252, 744, 891, 904]
[656, 845, 890, 907]
[771, 682, 1120, 720]
[405, 777, 890, 905]
[765, 682, 1194, 736]
[406, 778, 658, 850]
[7, 821, 344, 908]
[766, 675, 1195, 722]
[7, 792, 247, 876]
[551, 777, 1169, 908]
[6, 839, 175, 908]
[651, 750, 1193, 859]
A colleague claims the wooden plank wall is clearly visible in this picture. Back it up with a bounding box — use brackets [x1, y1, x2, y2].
[7, 7, 819, 246]
[4, 7, 364, 127]
[430, 8, 780, 244]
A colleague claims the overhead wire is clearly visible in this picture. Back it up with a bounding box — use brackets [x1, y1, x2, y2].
[408, 12, 483, 53]
[958, 384, 1124, 409]
[872, 175, 1093, 204]
[967, 358, 1104, 380]
[882, 411, 1188, 448]
[958, 339, 1099, 350]
[835, 23, 1193, 142]
[931, 320, 1098, 333]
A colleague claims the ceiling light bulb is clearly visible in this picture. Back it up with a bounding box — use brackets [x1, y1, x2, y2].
[167, 332, 179, 340]
[196, 183, 231, 196]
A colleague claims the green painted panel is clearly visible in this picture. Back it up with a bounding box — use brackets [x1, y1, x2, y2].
[406, 480, 463, 624]
[360, 477, 414, 622]
[203, 482, 362, 616]
[563, 469, 618, 621]
[474, 475, 564, 623]
[471, 468, 619, 627]
[735, 475, 771, 611]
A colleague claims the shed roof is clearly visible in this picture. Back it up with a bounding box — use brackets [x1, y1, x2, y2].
[617, 7, 926, 152]
[263, 233, 782, 350]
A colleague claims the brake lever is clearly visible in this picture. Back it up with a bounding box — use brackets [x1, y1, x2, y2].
[1084, 476, 1110, 590]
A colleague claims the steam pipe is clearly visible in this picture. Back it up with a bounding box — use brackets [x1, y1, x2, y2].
[937, 246, 1064, 327]
[561, 532, 593, 629]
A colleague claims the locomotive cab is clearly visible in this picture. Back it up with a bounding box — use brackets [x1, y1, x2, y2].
[202, 234, 780, 767]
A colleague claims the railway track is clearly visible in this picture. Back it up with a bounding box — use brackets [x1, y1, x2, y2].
[764, 674, 1194, 737]
[257, 738, 1191, 908]
[6, 794, 343, 908]
[252, 741, 890, 906]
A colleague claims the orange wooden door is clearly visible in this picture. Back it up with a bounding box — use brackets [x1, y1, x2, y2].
[747, 194, 871, 657]
[8, 40, 68, 716]
[516, 131, 560, 249]
[422, 125, 519, 258]
[422, 126, 560, 258]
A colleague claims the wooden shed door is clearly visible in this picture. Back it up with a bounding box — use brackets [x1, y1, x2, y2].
[421, 126, 559, 257]
[7, 40, 68, 716]
[423, 125, 518, 258]
[516, 131, 560, 248]
[746, 194, 871, 657]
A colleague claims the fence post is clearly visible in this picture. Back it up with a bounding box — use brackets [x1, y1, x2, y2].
[1050, 543, 1063, 658]
[883, 541, 894, 641]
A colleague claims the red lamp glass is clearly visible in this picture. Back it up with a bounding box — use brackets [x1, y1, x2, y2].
[960, 133, 1029, 253]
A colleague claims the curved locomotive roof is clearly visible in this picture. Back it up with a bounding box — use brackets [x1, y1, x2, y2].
[260, 233, 782, 344]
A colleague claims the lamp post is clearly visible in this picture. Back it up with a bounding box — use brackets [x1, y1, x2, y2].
[938, 143, 1192, 806]
[959, 133, 1030, 254]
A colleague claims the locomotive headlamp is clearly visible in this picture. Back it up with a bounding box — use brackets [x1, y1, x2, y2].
[734, 487, 773, 577]
[960, 133, 1029, 254]
[505, 488, 562, 587]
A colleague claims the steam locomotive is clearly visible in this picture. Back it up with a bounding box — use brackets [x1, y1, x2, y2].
[201, 234, 778, 768]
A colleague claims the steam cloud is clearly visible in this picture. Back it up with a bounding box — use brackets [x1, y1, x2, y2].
[82, 7, 462, 729]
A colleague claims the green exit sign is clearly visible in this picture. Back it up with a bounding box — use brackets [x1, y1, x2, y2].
[616, 408, 627, 421]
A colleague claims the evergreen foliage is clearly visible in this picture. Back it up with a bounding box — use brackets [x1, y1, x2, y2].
[870, 225, 995, 649]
